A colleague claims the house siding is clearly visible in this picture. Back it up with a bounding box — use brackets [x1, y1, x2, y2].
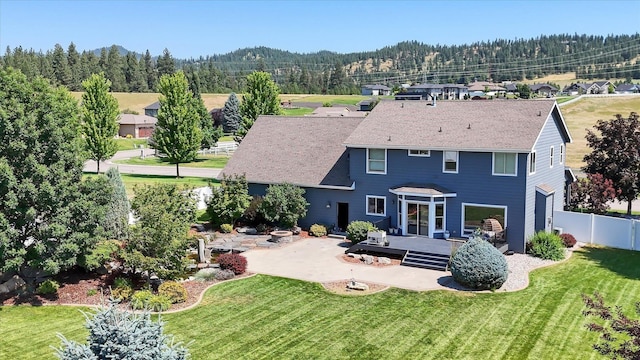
[524, 109, 568, 247]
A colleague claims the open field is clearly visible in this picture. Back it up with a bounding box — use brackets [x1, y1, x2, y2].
[114, 154, 230, 169]
[114, 138, 148, 151]
[522, 72, 628, 89]
[82, 173, 214, 197]
[282, 107, 315, 116]
[561, 95, 640, 169]
[2, 247, 639, 359]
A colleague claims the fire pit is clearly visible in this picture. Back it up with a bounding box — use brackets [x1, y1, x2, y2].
[270, 230, 293, 243]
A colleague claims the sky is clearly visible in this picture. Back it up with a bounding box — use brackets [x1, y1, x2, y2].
[1, 0, 639, 58]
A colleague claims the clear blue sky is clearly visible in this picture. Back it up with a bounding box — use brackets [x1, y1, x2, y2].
[1, 0, 638, 58]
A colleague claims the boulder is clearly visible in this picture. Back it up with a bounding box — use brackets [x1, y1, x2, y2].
[377, 257, 391, 264]
[346, 281, 369, 291]
[0, 270, 16, 284]
[362, 255, 374, 265]
[0, 275, 26, 294]
[347, 253, 361, 259]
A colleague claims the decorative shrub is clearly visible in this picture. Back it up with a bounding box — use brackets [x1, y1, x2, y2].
[258, 183, 309, 228]
[194, 268, 218, 282]
[147, 295, 172, 312]
[113, 277, 132, 289]
[310, 224, 327, 237]
[214, 269, 236, 281]
[86, 289, 98, 297]
[242, 195, 265, 225]
[256, 223, 268, 234]
[560, 233, 577, 248]
[131, 290, 154, 310]
[528, 231, 565, 261]
[158, 281, 187, 304]
[37, 280, 59, 295]
[450, 237, 508, 290]
[111, 286, 133, 301]
[346, 221, 378, 244]
[220, 223, 233, 233]
[217, 253, 247, 275]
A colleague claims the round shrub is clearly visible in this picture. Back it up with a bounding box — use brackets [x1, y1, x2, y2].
[111, 286, 133, 301]
[310, 224, 327, 237]
[148, 295, 172, 312]
[158, 281, 187, 304]
[194, 268, 218, 282]
[37, 280, 59, 295]
[528, 231, 565, 261]
[560, 233, 577, 248]
[131, 290, 154, 310]
[217, 253, 247, 275]
[450, 237, 508, 290]
[214, 269, 236, 281]
[346, 221, 378, 244]
[220, 223, 233, 233]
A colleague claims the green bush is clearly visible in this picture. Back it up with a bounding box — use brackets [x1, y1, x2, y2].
[131, 290, 154, 310]
[310, 224, 327, 237]
[110, 286, 133, 301]
[148, 295, 172, 312]
[450, 237, 508, 290]
[158, 281, 187, 304]
[37, 280, 59, 295]
[528, 231, 565, 260]
[113, 277, 132, 289]
[259, 183, 309, 228]
[86, 289, 98, 297]
[220, 223, 233, 233]
[346, 221, 378, 244]
[322, 101, 332, 107]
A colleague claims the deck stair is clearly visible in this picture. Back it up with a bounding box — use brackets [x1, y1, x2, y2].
[402, 250, 450, 271]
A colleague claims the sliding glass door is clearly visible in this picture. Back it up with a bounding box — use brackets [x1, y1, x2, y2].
[407, 202, 429, 236]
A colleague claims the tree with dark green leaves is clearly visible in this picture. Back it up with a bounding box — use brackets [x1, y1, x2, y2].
[259, 183, 309, 228]
[52, 43, 72, 87]
[207, 174, 251, 227]
[81, 73, 119, 174]
[103, 168, 130, 240]
[106, 45, 126, 92]
[143, 49, 157, 91]
[236, 71, 282, 140]
[222, 92, 241, 133]
[124, 184, 196, 280]
[0, 67, 109, 277]
[192, 94, 220, 149]
[157, 48, 175, 78]
[516, 83, 532, 98]
[67, 42, 81, 91]
[150, 71, 203, 177]
[583, 112, 640, 215]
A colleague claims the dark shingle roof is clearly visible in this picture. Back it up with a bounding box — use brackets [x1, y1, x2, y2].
[616, 84, 639, 91]
[363, 84, 391, 90]
[118, 114, 157, 125]
[220, 116, 365, 188]
[343, 99, 569, 152]
[530, 83, 558, 91]
[144, 101, 160, 110]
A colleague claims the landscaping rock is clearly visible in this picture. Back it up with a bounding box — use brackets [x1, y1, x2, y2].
[0, 270, 16, 284]
[378, 257, 391, 264]
[191, 224, 206, 232]
[347, 253, 360, 259]
[198, 238, 206, 263]
[346, 281, 369, 291]
[362, 255, 374, 265]
[96, 265, 109, 275]
[0, 275, 26, 294]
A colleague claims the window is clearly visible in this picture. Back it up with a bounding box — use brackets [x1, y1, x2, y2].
[443, 151, 458, 173]
[462, 203, 506, 237]
[550, 146, 554, 168]
[367, 148, 386, 174]
[366, 196, 386, 216]
[529, 151, 536, 174]
[408, 149, 430, 157]
[493, 152, 517, 176]
[435, 203, 444, 231]
[559, 144, 564, 164]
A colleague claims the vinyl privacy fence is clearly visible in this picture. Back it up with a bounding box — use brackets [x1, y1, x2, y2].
[554, 210, 640, 250]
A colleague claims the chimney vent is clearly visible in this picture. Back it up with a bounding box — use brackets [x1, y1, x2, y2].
[467, 123, 471, 129]
[438, 127, 442, 132]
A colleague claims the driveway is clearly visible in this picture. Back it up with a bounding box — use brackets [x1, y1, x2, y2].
[242, 237, 454, 292]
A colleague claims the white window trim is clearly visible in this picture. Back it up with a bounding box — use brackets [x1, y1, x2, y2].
[559, 144, 564, 164]
[550, 146, 554, 168]
[492, 152, 518, 177]
[366, 148, 387, 175]
[460, 202, 508, 239]
[529, 151, 536, 175]
[442, 151, 459, 174]
[366, 195, 386, 217]
[408, 149, 431, 157]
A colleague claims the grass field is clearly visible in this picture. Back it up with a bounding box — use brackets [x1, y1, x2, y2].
[561, 95, 640, 169]
[282, 107, 315, 116]
[2, 247, 639, 359]
[82, 173, 214, 197]
[114, 154, 230, 168]
[114, 138, 148, 151]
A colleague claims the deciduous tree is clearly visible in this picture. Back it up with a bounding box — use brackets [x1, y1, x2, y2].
[206, 174, 251, 227]
[150, 71, 203, 177]
[222, 92, 242, 133]
[583, 112, 640, 215]
[568, 173, 619, 214]
[259, 183, 309, 228]
[236, 71, 282, 141]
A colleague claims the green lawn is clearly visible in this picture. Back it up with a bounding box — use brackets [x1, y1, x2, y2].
[115, 138, 148, 151]
[2, 247, 639, 359]
[282, 107, 314, 116]
[218, 135, 235, 142]
[114, 154, 230, 168]
[83, 173, 215, 197]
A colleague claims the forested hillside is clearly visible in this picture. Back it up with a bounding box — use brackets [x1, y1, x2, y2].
[2, 34, 639, 95]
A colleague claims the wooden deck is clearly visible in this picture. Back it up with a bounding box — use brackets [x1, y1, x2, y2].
[345, 235, 460, 256]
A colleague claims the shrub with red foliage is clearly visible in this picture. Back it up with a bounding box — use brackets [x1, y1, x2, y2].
[560, 233, 577, 247]
[217, 253, 247, 275]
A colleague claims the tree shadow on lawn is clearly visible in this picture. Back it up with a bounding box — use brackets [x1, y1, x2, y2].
[580, 246, 640, 280]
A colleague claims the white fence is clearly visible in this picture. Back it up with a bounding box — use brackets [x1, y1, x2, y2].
[554, 210, 640, 250]
[199, 141, 238, 156]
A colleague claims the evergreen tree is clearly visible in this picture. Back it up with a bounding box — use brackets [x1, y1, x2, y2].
[103, 168, 130, 240]
[106, 45, 126, 92]
[150, 71, 203, 177]
[157, 48, 175, 78]
[143, 50, 157, 91]
[55, 300, 190, 359]
[52, 43, 72, 87]
[236, 71, 282, 140]
[222, 92, 241, 133]
[67, 42, 81, 90]
[81, 73, 120, 174]
[192, 94, 218, 149]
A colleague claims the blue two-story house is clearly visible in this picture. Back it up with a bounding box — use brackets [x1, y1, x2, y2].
[220, 99, 572, 253]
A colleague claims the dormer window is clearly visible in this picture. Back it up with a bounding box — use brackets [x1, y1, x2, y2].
[367, 148, 386, 174]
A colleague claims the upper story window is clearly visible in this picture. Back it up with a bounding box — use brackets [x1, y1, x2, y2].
[493, 152, 517, 176]
[443, 151, 458, 173]
[408, 149, 430, 157]
[366, 195, 386, 216]
[559, 144, 564, 164]
[367, 148, 386, 174]
[550, 146, 554, 168]
[529, 151, 536, 174]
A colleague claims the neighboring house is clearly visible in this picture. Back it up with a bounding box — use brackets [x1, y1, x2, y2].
[361, 85, 392, 96]
[309, 107, 367, 117]
[562, 82, 603, 95]
[118, 114, 157, 138]
[504, 83, 518, 94]
[220, 99, 573, 253]
[144, 101, 160, 117]
[615, 83, 640, 94]
[396, 83, 468, 100]
[467, 81, 506, 96]
[530, 83, 559, 97]
[593, 80, 615, 94]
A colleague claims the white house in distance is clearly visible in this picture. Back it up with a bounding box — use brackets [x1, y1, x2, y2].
[117, 114, 157, 138]
[361, 84, 392, 96]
